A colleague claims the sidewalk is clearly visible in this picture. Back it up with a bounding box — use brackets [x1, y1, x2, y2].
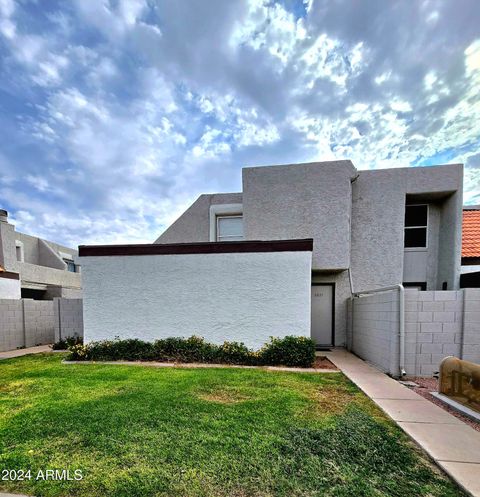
[324, 348, 480, 497]
[0, 344, 52, 360]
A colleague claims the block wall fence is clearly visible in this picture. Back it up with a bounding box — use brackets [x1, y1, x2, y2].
[348, 288, 480, 377]
[0, 298, 83, 352]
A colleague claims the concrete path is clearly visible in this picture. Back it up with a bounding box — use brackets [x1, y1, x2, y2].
[324, 348, 480, 497]
[0, 344, 52, 360]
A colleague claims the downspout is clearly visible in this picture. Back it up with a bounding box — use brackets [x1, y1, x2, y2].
[353, 284, 406, 377]
[398, 284, 405, 377]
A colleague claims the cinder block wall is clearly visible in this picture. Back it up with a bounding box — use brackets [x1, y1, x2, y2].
[0, 299, 25, 352]
[54, 298, 83, 342]
[0, 298, 83, 352]
[23, 300, 55, 347]
[404, 290, 464, 376]
[350, 288, 480, 377]
[462, 288, 480, 363]
[351, 290, 400, 375]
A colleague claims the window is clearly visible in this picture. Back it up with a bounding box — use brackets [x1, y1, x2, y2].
[64, 259, 76, 272]
[216, 215, 243, 242]
[15, 241, 24, 262]
[404, 204, 428, 248]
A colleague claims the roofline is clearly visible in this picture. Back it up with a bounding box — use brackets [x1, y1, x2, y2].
[0, 271, 20, 280]
[79, 239, 314, 257]
[463, 205, 480, 210]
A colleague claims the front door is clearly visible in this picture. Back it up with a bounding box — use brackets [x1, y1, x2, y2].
[311, 284, 334, 347]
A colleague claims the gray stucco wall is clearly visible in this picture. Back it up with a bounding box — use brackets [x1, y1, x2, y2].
[351, 164, 463, 292]
[242, 160, 356, 270]
[154, 193, 243, 244]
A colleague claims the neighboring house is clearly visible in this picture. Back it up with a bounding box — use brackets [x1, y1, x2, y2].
[79, 161, 463, 349]
[0, 209, 82, 300]
[461, 205, 480, 288]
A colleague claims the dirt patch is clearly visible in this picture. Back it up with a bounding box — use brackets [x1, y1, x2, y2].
[314, 356, 338, 370]
[306, 384, 359, 415]
[408, 377, 480, 432]
[197, 389, 252, 404]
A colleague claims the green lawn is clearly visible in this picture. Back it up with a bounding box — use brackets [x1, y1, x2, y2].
[0, 354, 464, 497]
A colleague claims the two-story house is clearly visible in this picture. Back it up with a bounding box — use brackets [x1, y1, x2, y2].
[0, 209, 82, 299]
[79, 161, 463, 349]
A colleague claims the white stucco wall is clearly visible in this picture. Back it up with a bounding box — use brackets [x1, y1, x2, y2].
[0, 277, 21, 299]
[81, 251, 312, 349]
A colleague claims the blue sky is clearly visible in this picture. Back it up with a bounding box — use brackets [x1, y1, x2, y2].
[0, 0, 479, 247]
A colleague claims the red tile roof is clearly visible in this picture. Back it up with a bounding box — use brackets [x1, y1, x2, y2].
[463, 209, 480, 258]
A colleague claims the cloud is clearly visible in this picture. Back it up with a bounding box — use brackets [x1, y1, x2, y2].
[0, 0, 479, 248]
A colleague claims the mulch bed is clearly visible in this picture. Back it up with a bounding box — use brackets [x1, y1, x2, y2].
[409, 377, 480, 432]
[314, 356, 338, 370]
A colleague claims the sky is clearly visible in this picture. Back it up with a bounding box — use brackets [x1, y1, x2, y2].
[0, 0, 479, 248]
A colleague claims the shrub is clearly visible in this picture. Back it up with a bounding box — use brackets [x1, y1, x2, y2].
[259, 336, 316, 368]
[218, 341, 256, 365]
[153, 336, 219, 363]
[66, 335, 316, 368]
[51, 335, 83, 350]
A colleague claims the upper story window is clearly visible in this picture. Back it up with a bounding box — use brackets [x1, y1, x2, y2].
[15, 241, 24, 262]
[216, 215, 244, 242]
[404, 204, 428, 248]
[63, 259, 76, 272]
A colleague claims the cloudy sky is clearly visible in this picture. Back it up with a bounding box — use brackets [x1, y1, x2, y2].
[0, 0, 479, 247]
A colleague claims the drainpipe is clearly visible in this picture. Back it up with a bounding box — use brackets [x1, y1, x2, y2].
[353, 284, 406, 377]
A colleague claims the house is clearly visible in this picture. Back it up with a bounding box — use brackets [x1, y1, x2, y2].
[79, 160, 463, 349]
[461, 206, 480, 288]
[0, 209, 82, 300]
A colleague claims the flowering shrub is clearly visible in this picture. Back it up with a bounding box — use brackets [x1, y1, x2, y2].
[67, 335, 316, 368]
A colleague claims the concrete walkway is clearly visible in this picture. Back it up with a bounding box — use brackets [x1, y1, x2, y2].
[324, 348, 480, 497]
[0, 344, 52, 360]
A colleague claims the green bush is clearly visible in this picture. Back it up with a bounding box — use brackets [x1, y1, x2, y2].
[51, 335, 83, 350]
[259, 336, 316, 368]
[66, 335, 316, 368]
[153, 336, 219, 363]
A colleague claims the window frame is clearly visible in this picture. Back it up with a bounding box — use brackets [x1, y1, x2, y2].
[63, 258, 76, 272]
[216, 214, 244, 242]
[404, 204, 428, 250]
[15, 240, 24, 262]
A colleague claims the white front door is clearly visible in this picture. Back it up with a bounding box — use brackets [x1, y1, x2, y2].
[311, 284, 334, 347]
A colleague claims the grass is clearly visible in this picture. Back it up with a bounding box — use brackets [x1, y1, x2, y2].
[0, 354, 464, 497]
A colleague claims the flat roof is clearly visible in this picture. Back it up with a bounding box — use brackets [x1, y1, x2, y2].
[79, 239, 314, 257]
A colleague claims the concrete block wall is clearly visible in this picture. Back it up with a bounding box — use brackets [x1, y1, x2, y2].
[54, 298, 83, 342]
[404, 290, 464, 376]
[351, 290, 400, 375]
[462, 288, 480, 363]
[0, 298, 83, 352]
[0, 299, 25, 352]
[23, 300, 55, 347]
[350, 288, 480, 377]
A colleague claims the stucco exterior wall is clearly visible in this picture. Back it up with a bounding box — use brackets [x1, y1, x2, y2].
[16, 262, 81, 289]
[81, 251, 312, 349]
[351, 164, 463, 292]
[154, 193, 243, 244]
[242, 161, 355, 270]
[0, 277, 21, 299]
